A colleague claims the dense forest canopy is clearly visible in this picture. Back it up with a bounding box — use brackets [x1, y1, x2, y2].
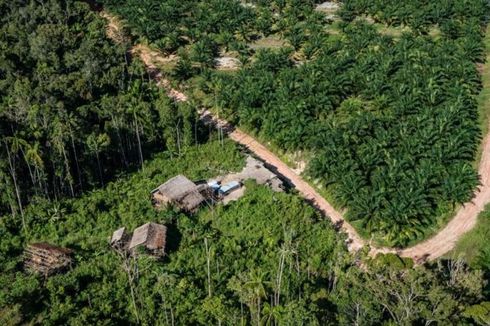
[0, 0, 199, 221]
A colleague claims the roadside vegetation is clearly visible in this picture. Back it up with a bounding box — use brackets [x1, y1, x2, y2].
[452, 22, 490, 269]
[452, 204, 490, 268]
[477, 23, 490, 163]
[98, 0, 490, 247]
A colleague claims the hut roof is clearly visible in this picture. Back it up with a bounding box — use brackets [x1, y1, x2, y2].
[180, 191, 206, 211]
[156, 175, 206, 211]
[111, 227, 127, 245]
[129, 222, 167, 251]
[158, 175, 198, 201]
[24, 243, 73, 275]
[29, 242, 73, 255]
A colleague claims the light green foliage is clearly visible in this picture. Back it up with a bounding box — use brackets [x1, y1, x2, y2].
[453, 204, 490, 269]
[0, 140, 345, 324]
[0, 140, 488, 324]
[334, 257, 486, 326]
[464, 301, 490, 325]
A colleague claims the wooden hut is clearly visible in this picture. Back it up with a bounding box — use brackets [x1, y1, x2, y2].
[111, 227, 130, 249]
[151, 175, 206, 212]
[24, 243, 73, 276]
[129, 222, 167, 257]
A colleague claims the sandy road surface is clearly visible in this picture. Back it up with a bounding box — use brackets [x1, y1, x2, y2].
[101, 10, 489, 261]
[200, 111, 366, 251]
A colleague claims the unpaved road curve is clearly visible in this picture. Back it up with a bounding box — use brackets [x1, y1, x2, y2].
[101, 10, 489, 262]
[200, 111, 366, 251]
[394, 130, 490, 261]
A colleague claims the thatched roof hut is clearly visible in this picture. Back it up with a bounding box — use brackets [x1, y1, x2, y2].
[152, 175, 206, 212]
[24, 243, 73, 276]
[129, 222, 167, 257]
[111, 227, 131, 249]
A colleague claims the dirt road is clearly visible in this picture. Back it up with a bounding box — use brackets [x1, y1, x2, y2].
[200, 111, 366, 251]
[101, 10, 489, 261]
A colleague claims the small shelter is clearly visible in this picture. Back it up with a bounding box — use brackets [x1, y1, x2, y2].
[24, 243, 73, 276]
[111, 227, 130, 249]
[128, 222, 167, 257]
[152, 175, 206, 212]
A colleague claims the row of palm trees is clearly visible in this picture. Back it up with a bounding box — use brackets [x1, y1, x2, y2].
[213, 4, 486, 245]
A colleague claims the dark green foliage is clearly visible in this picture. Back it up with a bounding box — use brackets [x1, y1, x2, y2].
[213, 0, 488, 246]
[0, 140, 341, 324]
[98, 0, 259, 53]
[97, 0, 326, 63]
[1, 1, 489, 324]
[0, 0, 200, 218]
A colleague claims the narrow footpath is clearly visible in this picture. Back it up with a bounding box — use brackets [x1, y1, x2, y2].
[102, 11, 490, 262]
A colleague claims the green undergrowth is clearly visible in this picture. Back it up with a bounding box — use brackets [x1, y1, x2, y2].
[0, 139, 353, 324]
[451, 204, 490, 269]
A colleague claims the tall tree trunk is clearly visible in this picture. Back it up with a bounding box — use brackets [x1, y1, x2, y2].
[2, 174, 17, 218]
[69, 127, 83, 189]
[275, 250, 286, 306]
[113, 115, 129, 168]
[175, 120, 182, 156]
[20, 147, 38, 196]
[95, 152, 104, 187]
[4, 141, 26, 233]
[61, 146, 75, 197]
[257, 296, 261, 326]
[205, 238, 212, 297]
[134, 113, 144, 170]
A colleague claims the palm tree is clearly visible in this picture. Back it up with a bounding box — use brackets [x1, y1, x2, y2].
[244, 269, 270, 325]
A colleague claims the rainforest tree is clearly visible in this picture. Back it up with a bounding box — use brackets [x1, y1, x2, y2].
[0, 0, 199, 218]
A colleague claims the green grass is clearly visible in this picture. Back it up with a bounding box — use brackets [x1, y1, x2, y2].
[326, 16, 442, 40]
[450, 204, 490, 265]
[375, 24, 411, 38]
[248, 35, 290, 50]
